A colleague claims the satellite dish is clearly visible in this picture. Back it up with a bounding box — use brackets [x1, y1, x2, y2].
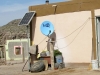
[40, 21, 54, 36]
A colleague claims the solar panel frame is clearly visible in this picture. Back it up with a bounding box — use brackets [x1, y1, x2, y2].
[18, 11, 36, 26]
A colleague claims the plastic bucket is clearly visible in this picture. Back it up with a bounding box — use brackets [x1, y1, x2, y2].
[55, 55, 63, 64]
[91, 60, 98, 70]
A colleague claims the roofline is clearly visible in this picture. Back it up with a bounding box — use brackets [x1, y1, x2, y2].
[28, 0, 100, 17]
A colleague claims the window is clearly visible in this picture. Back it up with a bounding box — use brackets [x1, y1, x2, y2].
[14, 46, 22, 55]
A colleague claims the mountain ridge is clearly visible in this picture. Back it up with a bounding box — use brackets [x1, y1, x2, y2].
[0, 19, 29, 45]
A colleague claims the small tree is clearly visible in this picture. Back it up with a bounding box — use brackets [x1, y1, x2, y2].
[54, 49, 62, 56]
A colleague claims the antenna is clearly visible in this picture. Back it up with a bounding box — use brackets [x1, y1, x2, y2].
[40, 21, 54, 36]
[40, 21, 55, 70]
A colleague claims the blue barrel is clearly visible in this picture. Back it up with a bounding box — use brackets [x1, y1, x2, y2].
[55, 55, 63, 64]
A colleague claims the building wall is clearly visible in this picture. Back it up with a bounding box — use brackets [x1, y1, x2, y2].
[95, 9, 100, 16]
[5, 39, 29, 61]
[32, 11, 92, 63]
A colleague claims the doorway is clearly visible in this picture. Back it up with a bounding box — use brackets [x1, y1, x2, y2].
[0, 45, 6, 65]
[96, 17, 100, 67]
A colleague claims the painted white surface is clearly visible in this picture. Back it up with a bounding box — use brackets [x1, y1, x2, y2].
[32, 11, 92, 63]
[5, 39, 28, 60]
[95, 9, 100, 17]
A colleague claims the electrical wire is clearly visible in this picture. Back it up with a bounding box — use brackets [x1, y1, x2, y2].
[43, 45, 47, 50]
[55, 17, 91, 49]
[56, 17, 90, 40]
[37, 36, 47, 45]
[22, 56, 30, 72]
[54, 42, 59, 49]
[38, 30, 52, 45]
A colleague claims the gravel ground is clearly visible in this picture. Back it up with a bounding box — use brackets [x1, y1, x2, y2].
[0, 63, 100, 75]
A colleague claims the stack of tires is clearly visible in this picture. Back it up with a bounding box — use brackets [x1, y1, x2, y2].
[30, 60, 45, 73]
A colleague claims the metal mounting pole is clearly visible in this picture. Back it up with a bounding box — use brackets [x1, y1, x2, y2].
[20, 39, 25, 63]
[26, 25, 30, 71]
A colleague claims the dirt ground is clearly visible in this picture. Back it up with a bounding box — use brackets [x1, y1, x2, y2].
[0, 63, 100, 75]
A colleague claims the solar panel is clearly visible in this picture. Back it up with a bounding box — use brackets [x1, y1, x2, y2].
[18, 11, 35, 26]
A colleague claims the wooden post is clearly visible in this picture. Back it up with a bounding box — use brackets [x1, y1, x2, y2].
[26, 25, 31, 71]
[91, 10, 97, 59]
[22, 47, 25, 63]
[4, 46, 6, 65]
[49, 41, 54, 70]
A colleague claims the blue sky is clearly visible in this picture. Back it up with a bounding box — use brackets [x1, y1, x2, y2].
[0, 0, 69, 26]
